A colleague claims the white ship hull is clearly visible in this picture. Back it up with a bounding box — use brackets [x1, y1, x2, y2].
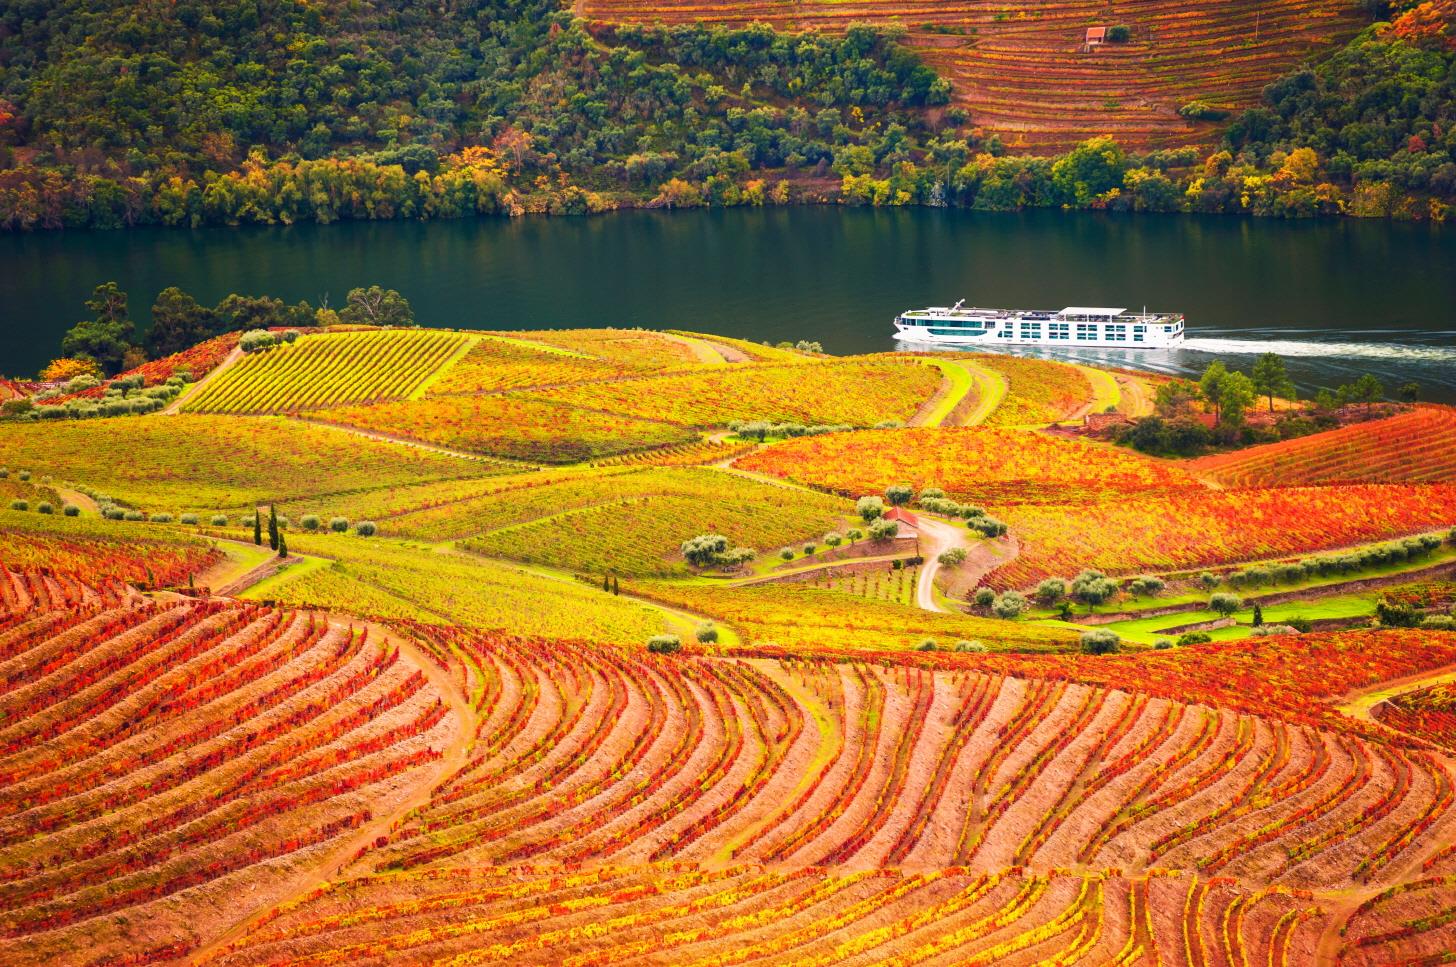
[894, 304, 1185, 349]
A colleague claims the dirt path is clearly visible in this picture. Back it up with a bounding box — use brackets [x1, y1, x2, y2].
[164, 345, 243, 415]
[52, 485, 98, 514]
[1114, 372, 1156, 418]
[658, 332, 747, 365]
[1065, 364, 1123, 422]
[914, 516, 970, 612]
[187, 620, 475, 965]
[1336, 661, 1456, 727]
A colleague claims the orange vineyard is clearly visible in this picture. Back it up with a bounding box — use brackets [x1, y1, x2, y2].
[582, 0, 1366, 152]
[7, 571, 1456, 963]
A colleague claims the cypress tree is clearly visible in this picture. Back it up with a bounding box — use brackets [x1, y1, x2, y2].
[603, 574, 610, 592]
[1252, 603, 1264, 627]
[278, 531, 288, 558]
[253, 511, 262, 546]
[268, 504, 279, 551]
[612, 576, 620, 596]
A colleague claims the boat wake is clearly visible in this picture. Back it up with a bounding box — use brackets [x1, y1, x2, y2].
[1181, 337, 1456, 365]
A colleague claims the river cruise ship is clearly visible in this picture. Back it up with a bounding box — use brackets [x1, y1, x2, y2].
[893, 303, 1185, 348]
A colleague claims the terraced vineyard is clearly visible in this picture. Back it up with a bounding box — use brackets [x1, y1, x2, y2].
[989, 483, 1456, 587]
[183, 329, 472, 414]
[584, 0, 1366, 152]
[737, 426, 1206, 504]
[1191, 406, 1456, 487]
[0, 577, 464, 963]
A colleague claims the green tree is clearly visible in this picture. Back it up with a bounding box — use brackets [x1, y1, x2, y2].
[1250, 352, 1295, 412]
[1198, 361, 1228, 422]
[884, 484, 914, 506]
[1070, 570, 1118, 612]
[1216, 371, 1256, 427]
[62, 282, 135, 375]
[268, 504, 279, 551]
[1050, 137, 1129, 206]
[340, 286, 414, 327]
[148, 287, 216, 357]
[252, 511, 262, 546]
[1209, 592, 1242, 617]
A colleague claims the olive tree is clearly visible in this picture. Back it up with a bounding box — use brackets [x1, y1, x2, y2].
[856, 495, 886, 522]
[1209, 592, 1243, 617]
[867, 518, 899, 543]
[992, 591, 1029, 619]
[885, 484, 914, 506]
[1071, 570, 1118, 612]
[681, 534, 730, 568]
[1079, 629, 1122, 654]
[1034, 578, 1067, 606]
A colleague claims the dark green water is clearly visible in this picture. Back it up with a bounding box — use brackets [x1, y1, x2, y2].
[3, 207, 1454, 398]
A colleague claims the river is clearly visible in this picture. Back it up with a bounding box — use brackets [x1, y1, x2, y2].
[2, 207, 1454, 399]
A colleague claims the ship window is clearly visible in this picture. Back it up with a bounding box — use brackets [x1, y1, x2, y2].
[998, 329, 1013, 339]
[1106, 324, 1127, 342]
[1075, 323, 1097, 340]
[1049, 322, 1070, 340]
[1019, 322, 1042, 337]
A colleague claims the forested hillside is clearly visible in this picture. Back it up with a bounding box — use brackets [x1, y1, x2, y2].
[0, 0, 1453, 227]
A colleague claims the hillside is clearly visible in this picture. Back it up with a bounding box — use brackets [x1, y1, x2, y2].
[6, 329, 1456, 962]
[583, 0, 1366, 153]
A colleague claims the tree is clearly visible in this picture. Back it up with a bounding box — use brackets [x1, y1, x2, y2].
[1352, 373, 1385, 411]
[992, 591, 1029, 619]
[681, 534, 730, 568]
[1216, 371, 1256, 427]
[268, 504, 279, 550]
[856, 495, 886, 522]
[867, 518, 899, 542]
[1070, 570, 1118, 612]
[148, 287, 216, 356]
[1209, 592, 1242, 617]
[1252, 603, 1264, 626]
[277, 531, 289, 558]
[340, 286, 414, 327]
[1199, 361, 1228, 422]
[647, 634, 682, 654]
[62, 282, 135, 375]
[40, 357, 102, 382]
[252, 511, 262, 546]
[1250, 352, 1295, 412]
[1050, 137, 1128, 206]
[1153, 380, 1200, 418]
[1397, 381, 1421, 403]
[1079, 629, 1121, 654]
[1034, 578, 1067, 605]
[885, 484, 913, 506]
[1127, 575, 1165, 599]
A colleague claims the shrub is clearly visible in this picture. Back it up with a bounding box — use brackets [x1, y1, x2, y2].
[1209, 592, 1243, 617]
[780, 547, 795, 561]
[8, 500, 27, 511]
[1154, 639, 1175, 649]
[0, 468, 8, 478]
[150, 513, 174, 523]
[856, 495, 886, 522]
[802, 543, 818, 556]
[919, 487, 945, 501]
[1198, 571, 1221, 590]
[1178, 100, 1230, 121]
[210, 514, 229, 526]
[968, 516, 1007, 538]
[301, 514, 321, 531]
[1422, 615, 1456, 630]
[1080, 629, 1121, 654]
[1177, 631, 1212, 646]
[1252, 624, 1301, 637]
[695, 622, 719, 644]
[938, 547, 967, 567]
[954, 640, 987, 653]
[647, 634, 682, 654]
[17, 471, 30, 482]
[916, 638, 938, 652]
[973, 587, 996, 608]
[180, 513, 199, 525]
[1106, 23, 1131, 42]
[62, 504, 80, 517]
[356, 520, 378, 536]
[123, 510, 146, 521]
[330, 517, 350, 533]
[240, 329, 278, 352]
[36, 501, 54, 514]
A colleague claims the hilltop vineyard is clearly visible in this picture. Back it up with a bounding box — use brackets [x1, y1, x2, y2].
[182, 329, 472, 415]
